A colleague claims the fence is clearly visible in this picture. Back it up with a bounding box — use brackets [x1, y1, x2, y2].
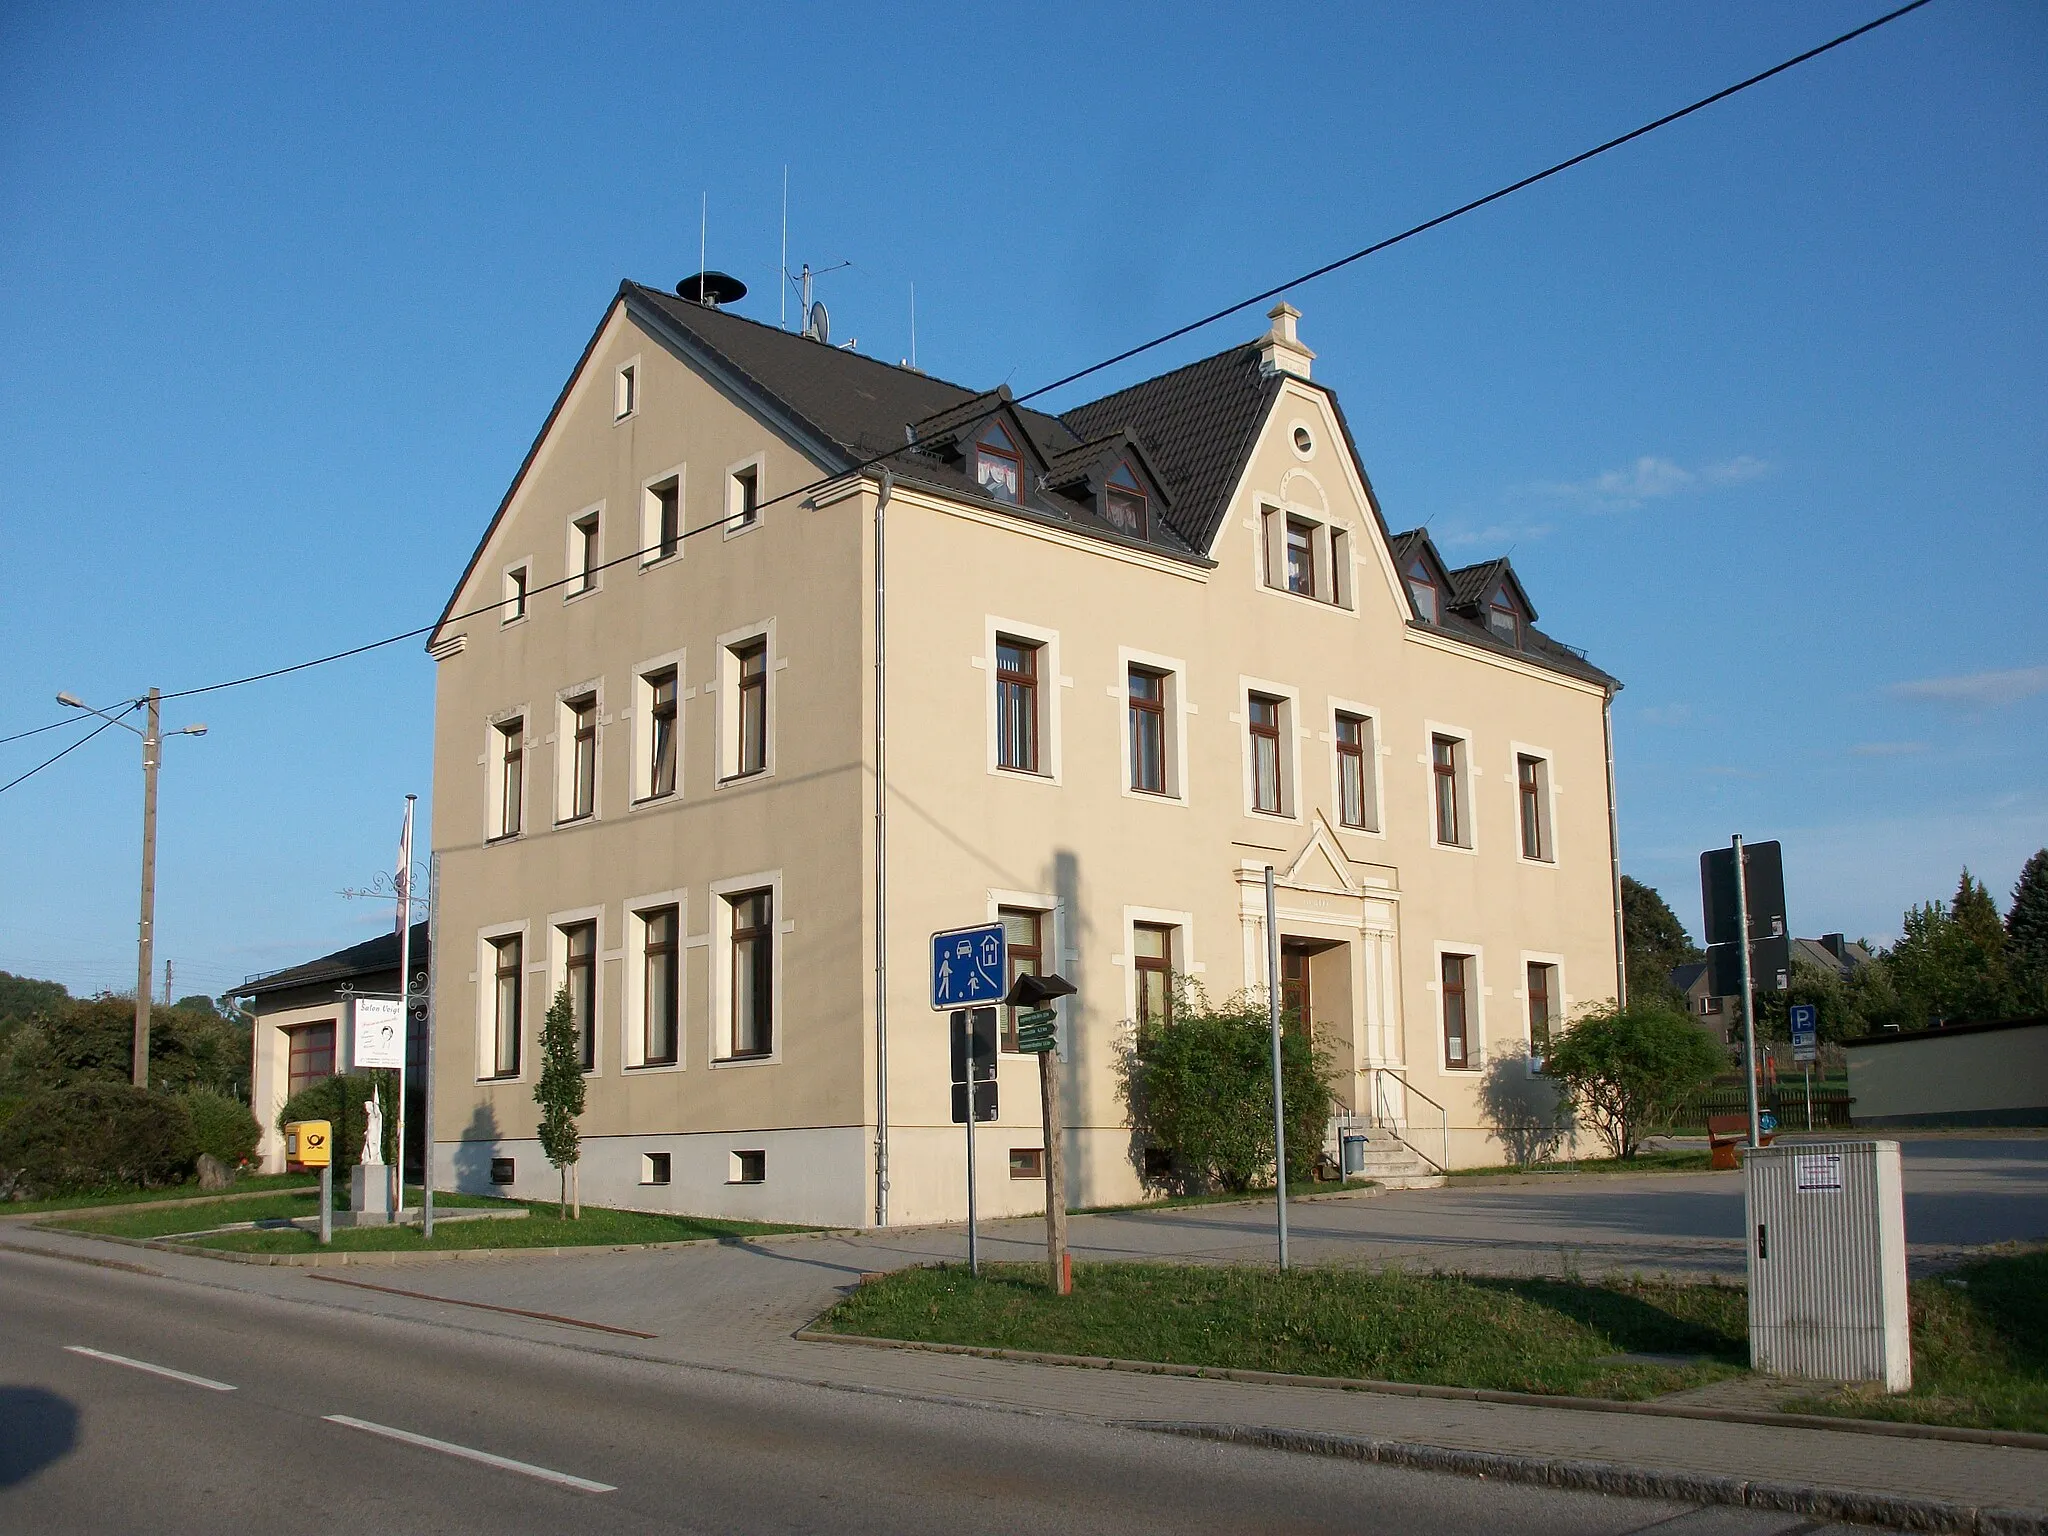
[1669, 1076, 1855, 1133]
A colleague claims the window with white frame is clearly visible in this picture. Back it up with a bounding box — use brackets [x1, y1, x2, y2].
[1334, 710, 1377, 831]
[973, 421, 1022, 504]
[1441, 951, 1475, 1070]
[719, 634, 770, 781]
[726, 461, 761, 532]
[1261, 506, 1350, 606]
[1406, 557, 1440, 623]
[559, 692, 598, 822]
[501, 563, 528, 623]
[486, 932, 522, 1078]
[1527, 960, 1558, 1068]
[996, 635, 1043, 774]
[1127, 665, 1168, 795]
[614, 362, 637, 420]
[569, 509, 601, 596]
[1517, 752, 1553, 863]
[1133, 922, 1176, 1027]
[634, 663, 680, 802]
[1246, 690, 1293, 816]
[1431, 732, 1471, 848]
[643, 471, 682, 563]
[560, 919, 597, 1070]
[488, 717, 524, 841]
[720, 888, 774, 1060]
[633, 904, 680, 1068]
[999, 905, 1046, 1052]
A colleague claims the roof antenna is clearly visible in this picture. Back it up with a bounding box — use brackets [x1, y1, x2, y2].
[789, 259, 850, 344]
[780, 166, 789, 330]
[699, 192, 707, 306]
[910, 281, 917, 370]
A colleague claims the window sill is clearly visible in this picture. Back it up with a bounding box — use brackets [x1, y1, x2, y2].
[713, 1050, 774, 1067]
[1261, 583, 1354, 614]
[477, 1072, 522, 1084]
[1248, 806, 1297, 821]
[1516, 854, 1558, 868]
[1336, 820, 1383, 837]
[640, 552, 681, 571]
[1432, 839, 1478, 855]
[563, 586, 600, 605]
[629, 1059, 681, 1072]
[716, 768, 769, 788]
[632, 791, 678, 809]
[722, 516, 761, 539]
[556, 812, 596, 827]
[485, 831, 524, 846]
[499, 615, 528, 630]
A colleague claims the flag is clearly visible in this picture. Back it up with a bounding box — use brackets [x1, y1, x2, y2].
[394, 799, 414, 936]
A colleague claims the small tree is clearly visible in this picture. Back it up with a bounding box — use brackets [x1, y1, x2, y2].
[2007, 849, 2048, 1008]
[1544, 1001, 1723, 1159]
[534, 986, 585, 1218]
[1621, 876, 1703, 1011]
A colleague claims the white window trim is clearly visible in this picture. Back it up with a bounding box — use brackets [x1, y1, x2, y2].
[980, 616, 1065, 784]
[724, 453, 766, 538]
[1286, 415, 1318, 462]
[1423, 720, 1479, 854]
[613, 355, 641, 422]
[564, 501, 605, 601]
[1324, 697, 1385, 838]
[622, 889, 687, 1073]
[629, 647, 689, 805]
[1116, 645, 1191, 805]
[499, 559, 531, 627]
[714, 620, 778, 785]
[1428, 940, 1487, 1074]
[640, 463, 687, 567]
[546, 906, 606, 1078]
[482, 707, 529, 844]
[474, 919, 531, 1084]
[1256, 497, 1356, 612]
[708, 870, 785, 1068]
[1116, 905, 1199, 1028]
[1509, 740, 1560, 867]
[1517, 950, 1568, 1075]
[988, 887, 1069, 1055]
[1237, 675, 1304, 822]
[554, 678, 605, 825]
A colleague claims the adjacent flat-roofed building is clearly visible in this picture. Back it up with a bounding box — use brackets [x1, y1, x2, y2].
[422, 282, 1624, 1224]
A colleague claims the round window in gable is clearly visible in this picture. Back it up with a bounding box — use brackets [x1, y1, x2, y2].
[1292, 425, 1314, 456]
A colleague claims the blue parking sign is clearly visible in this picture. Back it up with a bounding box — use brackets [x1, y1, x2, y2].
[931, 924, 1007, 1011]
[1789, 1002, 1819, 1063]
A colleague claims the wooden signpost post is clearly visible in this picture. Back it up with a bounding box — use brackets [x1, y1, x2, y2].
[1007, 974, 1077, 1295]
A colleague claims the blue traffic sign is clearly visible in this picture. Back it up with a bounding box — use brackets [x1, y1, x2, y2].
[1789, 1002, 1819, 1062]
[931, 924, 1006, 1011]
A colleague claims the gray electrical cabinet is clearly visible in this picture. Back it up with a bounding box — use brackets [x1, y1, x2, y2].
[1744, 1139, 1910, 1390]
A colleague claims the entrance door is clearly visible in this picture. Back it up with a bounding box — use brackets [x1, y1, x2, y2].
[1280, 943, 1314, 1036]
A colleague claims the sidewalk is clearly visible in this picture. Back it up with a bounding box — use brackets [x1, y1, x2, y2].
[7, 1214, 2045, 1527]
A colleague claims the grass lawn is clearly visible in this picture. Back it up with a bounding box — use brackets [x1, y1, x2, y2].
[1446, 1150, 1715, 1179]
[1076, 1178, 1375, 1216]
[820, 1262, 1749, 1400]
[4, 1172, 316, 1216]
[50, 1187, 502, 1240]
[187, 1201, 817, 1254]
[1784, 1249, 2048, 1434]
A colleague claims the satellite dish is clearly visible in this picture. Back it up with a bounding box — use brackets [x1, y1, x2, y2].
[803, 300, 829, 345]
[676, 271, 748, 307]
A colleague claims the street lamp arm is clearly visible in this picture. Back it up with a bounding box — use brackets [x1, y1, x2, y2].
[55, 693, 146, 738]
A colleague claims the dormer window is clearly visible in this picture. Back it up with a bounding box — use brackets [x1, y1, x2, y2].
[1406, 559, 1439, 623]
[974, 422, 1021, 504]
[1103, 461, 1146, 537]
[1488, 587, 1522, 646]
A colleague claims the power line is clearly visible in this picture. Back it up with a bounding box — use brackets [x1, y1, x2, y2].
[0, 715, 95, 748]
[0, 711, 126, 795]
[38, 0, 1935, 725]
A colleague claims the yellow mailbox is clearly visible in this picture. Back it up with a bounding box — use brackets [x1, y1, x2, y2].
[284, 1119, 332, 1168]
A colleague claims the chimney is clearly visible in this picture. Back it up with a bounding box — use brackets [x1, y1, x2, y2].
[1821, 933, 1846, 962]
[1258, 302, 1314, 380]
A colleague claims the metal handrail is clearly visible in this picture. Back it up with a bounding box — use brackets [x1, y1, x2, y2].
[1369, 1066, 1451, 1175]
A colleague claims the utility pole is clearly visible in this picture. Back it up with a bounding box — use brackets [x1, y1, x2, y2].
[135, 688, 161, 1088]
[162, 958, 173, 1006]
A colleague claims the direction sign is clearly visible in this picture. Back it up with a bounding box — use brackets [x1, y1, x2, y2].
[1789, 1002, 1819, 1064]
[1015, 1006, 1058, 1054]
[931, 924, 1007, 1010]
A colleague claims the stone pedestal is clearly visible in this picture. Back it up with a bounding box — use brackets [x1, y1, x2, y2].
[350, 1164, 394, 1224]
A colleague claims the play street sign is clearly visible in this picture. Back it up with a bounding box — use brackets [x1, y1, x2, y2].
[931, 923, 1007, 1010]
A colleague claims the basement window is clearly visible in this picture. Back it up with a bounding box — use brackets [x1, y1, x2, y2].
[728, 1149, 766, 1184]
[640, 1151, 671, 1186]
[490, 1157, 515, 1185]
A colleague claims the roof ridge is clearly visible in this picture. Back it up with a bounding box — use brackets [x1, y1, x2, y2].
[1058, 340, 1262, 422]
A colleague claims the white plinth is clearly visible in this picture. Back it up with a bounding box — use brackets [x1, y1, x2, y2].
[350, 1164, 395, 1224]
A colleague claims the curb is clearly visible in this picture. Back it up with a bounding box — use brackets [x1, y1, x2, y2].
[1124, 1422, 2047, 1536]
[0, 1185, 320, 1223]
[793, 1329, 2048, 1453]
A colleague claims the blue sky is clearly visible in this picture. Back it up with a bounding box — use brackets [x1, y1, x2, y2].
[2, 2, 2043, 1000]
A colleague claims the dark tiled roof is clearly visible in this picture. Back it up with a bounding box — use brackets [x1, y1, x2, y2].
[1671, 961, 1711, 994]
[1059, 344, 1283, 553]
[1447, 559, 1506, 610]
[1387, 530, 1615, 687]
[241, 922, 430, 998]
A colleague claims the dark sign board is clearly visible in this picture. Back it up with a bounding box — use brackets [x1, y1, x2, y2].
[1701, 841, 1787, 947]
[1710, 934, 1791, 995]
[950, 1079, 999, 1124]
[950, 1007, 998, 1086]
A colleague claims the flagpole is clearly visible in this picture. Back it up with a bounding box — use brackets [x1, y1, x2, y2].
[394, 796, 414, 1216]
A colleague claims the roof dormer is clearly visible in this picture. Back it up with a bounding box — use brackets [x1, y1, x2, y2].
[1042, 431, 1174, 541]
[1446, 558, 1539, 649]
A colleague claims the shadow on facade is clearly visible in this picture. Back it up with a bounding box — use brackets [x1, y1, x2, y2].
[1477, 1045, 1573, 1167]
[449, 1103, 502, 1194]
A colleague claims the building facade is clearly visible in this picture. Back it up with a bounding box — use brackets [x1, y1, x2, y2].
[423, 282, 1624, 1225]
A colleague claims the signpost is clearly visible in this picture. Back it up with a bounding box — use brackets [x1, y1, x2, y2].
[1007, 971, 1078, 1295]
[1790, 1002, 1818, 1129]
[1703, 837, 1790, 1150]
[933, 925, 1005, 1278]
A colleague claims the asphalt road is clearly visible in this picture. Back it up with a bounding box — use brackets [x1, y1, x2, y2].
[1, 1250, 1881, 1536]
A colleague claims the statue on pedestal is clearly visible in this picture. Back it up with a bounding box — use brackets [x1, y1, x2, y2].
[361, 1089, 384, 1167]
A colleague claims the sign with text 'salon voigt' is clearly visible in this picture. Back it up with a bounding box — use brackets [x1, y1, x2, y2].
[352, 997, 405, 1069]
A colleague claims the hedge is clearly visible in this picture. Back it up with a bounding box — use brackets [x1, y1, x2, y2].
[182, 1089, 262, 1169]
[0, 1083, 197, 1199]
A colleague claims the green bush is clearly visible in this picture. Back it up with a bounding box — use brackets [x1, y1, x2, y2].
[275, 1074, 393, 1168]
[1545, 1001, 1725, 1158]
[0, 1083, 198, 1199]
[182, 1089, 262, 1169]
[0, 995, 250, 1098]
[1118, 982, 1335, 1194]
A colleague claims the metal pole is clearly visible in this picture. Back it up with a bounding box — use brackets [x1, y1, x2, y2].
[1734, 834, 1761, 1149]
[394, 795, 414, 1216]
[318, 1163, 332, 1246]
[1265, 866, 1289, 1271]
[133, 688, 160, 1087]
[422, 852, 439, 1240]
[1804, 1064, 1813, 1133]
[962, 1010, 979, 1276]
[873, 472, 892, 1228]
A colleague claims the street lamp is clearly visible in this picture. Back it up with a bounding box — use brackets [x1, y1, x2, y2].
[57, 688, 206, 1088]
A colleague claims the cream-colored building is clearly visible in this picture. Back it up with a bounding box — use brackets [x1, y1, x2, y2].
[423, 280, 1624, 1226]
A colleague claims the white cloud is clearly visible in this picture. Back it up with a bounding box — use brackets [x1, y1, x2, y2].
[1849, 741, 1928, 757]
[1636, 703, 1693, 727]
[1440, 520, 1554, 549]
[1531, 454, 1773, 512]
[1889, 665, 2048, 709]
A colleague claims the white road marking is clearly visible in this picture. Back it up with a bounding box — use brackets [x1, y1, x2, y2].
[64, 1345, 236, 1392]
[322, 1414, 616, 1493]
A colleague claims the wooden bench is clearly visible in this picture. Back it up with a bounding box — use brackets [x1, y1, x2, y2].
[1706, 1112, 1773, 1170]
